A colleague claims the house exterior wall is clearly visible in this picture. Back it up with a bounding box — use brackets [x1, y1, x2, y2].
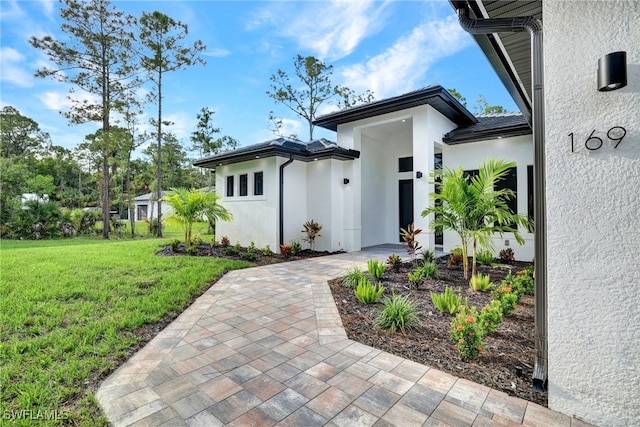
[216, 158, 278, 249]
[441, 135, 534, 261]
[543, 1, 640, 425]
[134, 200, 173, 222]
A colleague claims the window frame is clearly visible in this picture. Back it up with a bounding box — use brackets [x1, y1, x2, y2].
[226, 175, 234, 197]
[254, 171, 264, 196]
[239, 174, 248, 197]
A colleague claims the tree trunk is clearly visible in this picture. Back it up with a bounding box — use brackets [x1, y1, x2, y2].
[156, 70, 163, 238]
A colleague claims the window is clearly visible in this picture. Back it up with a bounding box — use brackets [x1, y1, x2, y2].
[495, 167, 518, 228]
[463, 169, 479, 180]
[226, 176, 234, 197]
[398, 157, 413, 172]
[254, 172, 264, 196]
[239, 174, 248, 196]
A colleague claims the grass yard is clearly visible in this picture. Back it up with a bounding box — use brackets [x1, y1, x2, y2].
[0, 237, 249, 426]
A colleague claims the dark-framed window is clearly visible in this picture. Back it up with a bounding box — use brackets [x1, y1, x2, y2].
[398, 156, 413, 172]
[226, 175, 234, 197]
[495, 167, 518, 228]
[254, 172, 264, 196]
[239, 174, 248, 196]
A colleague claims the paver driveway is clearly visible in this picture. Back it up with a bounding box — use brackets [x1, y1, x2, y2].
[96, 248, 591, 426]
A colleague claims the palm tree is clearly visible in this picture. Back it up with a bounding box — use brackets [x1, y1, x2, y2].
[164, 188, 232, 247]
[422, 159, 531, 279]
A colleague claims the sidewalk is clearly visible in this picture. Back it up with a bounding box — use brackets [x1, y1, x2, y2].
[96, 249, 590, 426]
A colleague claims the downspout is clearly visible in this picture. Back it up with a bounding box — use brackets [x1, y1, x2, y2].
[279, 156, 294, 248]
[456, 6, 547, 392]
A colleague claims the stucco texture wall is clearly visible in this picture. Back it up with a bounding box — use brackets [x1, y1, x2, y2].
[544, 1, 640, 425]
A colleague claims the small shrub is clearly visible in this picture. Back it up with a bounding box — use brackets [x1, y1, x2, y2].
[479, 300, 503, 334]
[448, 247, 464, 266]
[220, 235, 231, 247]
[290, 240, 302, 256]
[376, 293, 421, 333]
[192, 234, 203, 246]
[262, 245, 273, 256]
[469, 274, 493, 292]
[367, 259, 386, 281]
[499, 247, 515, 264]
[386, 254, 402, 272]
[476, 250, 494, 266]
[421, 249, 435, 264]
[170, 239, 181, 252]
[341, 266, 367, 289]
[450, 304, 485, 361]
[407, 270, 423, 288]
[186, 245, 198, 256]
[515, 269, 535, 295]
[430, 286, 462, 315]
[419, 261, 438, 279]
[400, 223, 422, 262]
[491, 284, 519, 316]
[222, 246, 239, 256]
[235, 241, 242, 250]
[280, 244, 292, 258]
[241, 252, 258, 262]
[354, 278, 385, 304]
[302, 219, 323, 251]
[247, 241, 257, 253]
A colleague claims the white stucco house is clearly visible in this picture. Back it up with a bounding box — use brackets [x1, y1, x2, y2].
[133, 191, 173, 222]
[194, 86, 534, 260]
[195, 0, 638, 425]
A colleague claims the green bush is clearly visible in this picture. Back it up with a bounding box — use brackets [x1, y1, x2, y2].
[341, 266, 367, 289]
[476, 250, 494, 266]
[450, 304, 485, 361]
[491, 284, 519, 316]
[367, 259, 386, 281]
[261, 245, 273, 256]
[479, 300, 503, 334]
[430, 286, 462, 315]
[514, 269, 535, 295]
[469, 273, 493, 291]
[247, 241, 257, 253]
[186, 245, 198, 256]
[170, 239, 181, 252]
[407, 270, 423, 288]
[386, 254, 402, 272]
[421, 249, 435, 263]
[376, 293, 421, 333]
[448, 247, 464, 266]
[354, 278, 385, 304]
[222, 246, 239, 256]
[241, 252, 258, 262]
[290, 240, 302, 255]
[419, 261, 438, 279]
[15, 200, 64, 239]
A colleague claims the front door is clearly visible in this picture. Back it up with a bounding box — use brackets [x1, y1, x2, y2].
[399, 179, 413, 242]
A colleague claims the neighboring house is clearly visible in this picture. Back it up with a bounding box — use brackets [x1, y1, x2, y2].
[195, 86, 534, 260]
[446, 1, 639, 426]
[133, 191, 173, 222]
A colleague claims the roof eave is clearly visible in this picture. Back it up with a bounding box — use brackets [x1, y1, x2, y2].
[443, 124, 532, 145]
[313, 85, 477, 131]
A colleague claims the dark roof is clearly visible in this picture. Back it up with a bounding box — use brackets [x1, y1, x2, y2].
[448, 0, 543, 125]
[313, 85, 477, 131]
[193, 138, 360, 169]
[443, 113, 531, 144]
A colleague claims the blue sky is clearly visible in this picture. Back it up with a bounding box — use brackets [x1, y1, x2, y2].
[0, 0, 518, 158]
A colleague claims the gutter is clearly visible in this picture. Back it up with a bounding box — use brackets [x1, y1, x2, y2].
[279, 156, 294, 248]
[456, 5, 548, 392]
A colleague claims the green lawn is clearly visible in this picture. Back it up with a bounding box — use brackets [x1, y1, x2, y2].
[0, 237, 249, 426]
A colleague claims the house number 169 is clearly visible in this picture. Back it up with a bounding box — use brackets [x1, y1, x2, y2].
[569, 126, 626, 152]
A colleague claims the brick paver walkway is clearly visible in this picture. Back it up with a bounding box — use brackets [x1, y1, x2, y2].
[96, 248, 591, 426]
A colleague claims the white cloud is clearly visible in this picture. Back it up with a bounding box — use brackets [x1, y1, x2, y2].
[339, 16, 472, 99]
[248, 0, 389, 61]
[203, 48, 231, 58]
[0, 47, 33, 88]
[37, 90, 99, 112]
[38, 0, 55, 19]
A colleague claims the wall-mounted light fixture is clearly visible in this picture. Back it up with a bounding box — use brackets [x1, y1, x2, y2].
[416, 171, 423, 179]
[598, 51, 627, 91]
[343, 178, 350, 185]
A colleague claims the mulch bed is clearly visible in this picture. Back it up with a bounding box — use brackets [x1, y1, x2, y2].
[158, 243, 546, 406]
[328, 256, 547, 407]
